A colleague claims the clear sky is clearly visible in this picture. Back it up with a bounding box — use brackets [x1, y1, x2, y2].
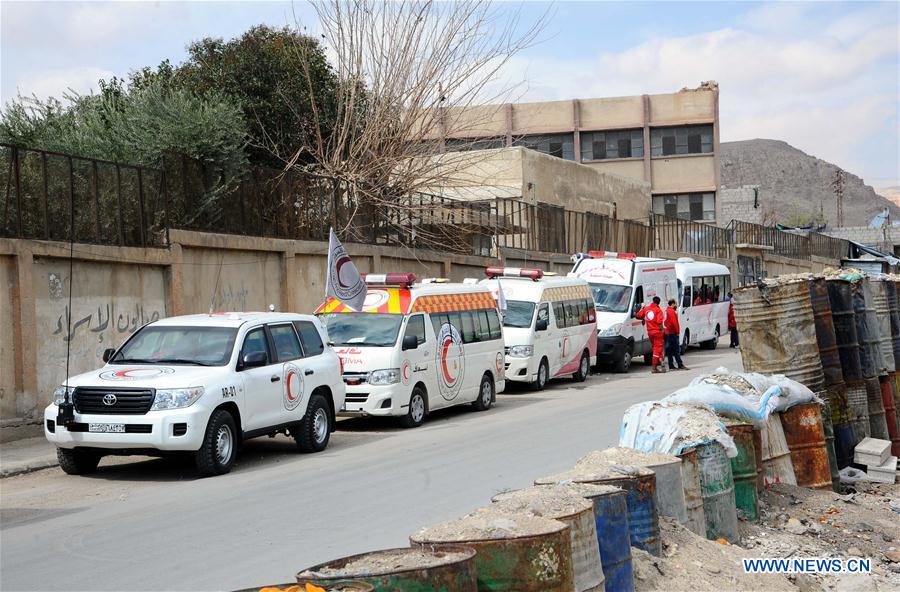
[2, 1, 898, 187]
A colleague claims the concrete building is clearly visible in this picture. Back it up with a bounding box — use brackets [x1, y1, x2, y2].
[419, 147, 649, 220]
[719, 184, 766, 225]
[430, 81, 721, 222]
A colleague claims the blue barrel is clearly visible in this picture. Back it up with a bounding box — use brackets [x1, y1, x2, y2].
[598, 472, 661, 557]
[535, 480, 634, 592]
[833, 422, 856, 469]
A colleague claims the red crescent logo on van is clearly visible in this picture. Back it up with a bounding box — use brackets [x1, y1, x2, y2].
[441, 336, 457, 385]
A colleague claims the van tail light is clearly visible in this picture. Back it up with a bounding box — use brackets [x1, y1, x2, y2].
[362, 273, 416, 288]
[485, 267, 544, 281]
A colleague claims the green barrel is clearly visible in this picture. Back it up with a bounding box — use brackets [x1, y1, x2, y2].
[237, 582, 374, 592]
[695, 442, 739, 543]
[297, 546, 477, 592]
[410, 509, 574, 591]
[724, 423, 759, 523]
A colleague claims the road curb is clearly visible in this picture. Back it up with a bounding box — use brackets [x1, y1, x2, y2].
[0, 458, 59, 478]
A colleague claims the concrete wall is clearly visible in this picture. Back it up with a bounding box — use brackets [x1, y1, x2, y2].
[0, 232, 574, 422]
[823, 226, 900, 254]
[719, 185, 764, 225]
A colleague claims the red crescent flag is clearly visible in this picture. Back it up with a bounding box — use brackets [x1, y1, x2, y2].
[326, 228, 367, 311]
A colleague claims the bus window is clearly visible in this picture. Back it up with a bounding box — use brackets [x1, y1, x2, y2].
[712, 276, 722, 302]
[682, 285, 692, 309]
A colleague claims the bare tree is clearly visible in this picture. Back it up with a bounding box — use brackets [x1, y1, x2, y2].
[287, 0, 547, 251]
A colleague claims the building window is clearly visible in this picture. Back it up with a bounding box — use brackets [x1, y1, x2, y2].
[513, 133, 575, 161]
[580, 129, 643, 161]
[444, 137, 507, 152]
[652, 193, 716, 221]
[650, 125, 713, 157]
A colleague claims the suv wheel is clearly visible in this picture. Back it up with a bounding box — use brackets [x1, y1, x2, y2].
[296, 394, 332, 452]
[195, 409, 238, 476]
[399, 386, 427, 429]
[573, 351, 590, 382]
[57, 448, 101, 475]
[472, 374, 494, 411]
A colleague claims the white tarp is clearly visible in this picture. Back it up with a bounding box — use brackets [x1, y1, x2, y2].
[619, 401, 738, 458]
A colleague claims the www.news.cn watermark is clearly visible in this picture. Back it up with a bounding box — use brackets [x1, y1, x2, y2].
[743, 557, 872, 574]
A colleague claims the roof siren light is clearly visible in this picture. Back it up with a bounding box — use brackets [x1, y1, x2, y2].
[485, 266, 544, 281]
[586, 250, 637, 260]
[362, 272, 416, 288]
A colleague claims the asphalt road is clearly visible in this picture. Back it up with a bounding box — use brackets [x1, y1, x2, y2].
[1, 345, 741, 592]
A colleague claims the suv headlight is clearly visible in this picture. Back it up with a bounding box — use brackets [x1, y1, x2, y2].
[508, 345, 534, 358]
[150, 387, 204, 411]
[52, 385, 74, 405]
[368, 369, 400, 386]
[600, 323, 623, 337]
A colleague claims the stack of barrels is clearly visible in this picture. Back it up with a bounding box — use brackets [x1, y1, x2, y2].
[732, 277, 836, 491]
[734, 271, 900, 483]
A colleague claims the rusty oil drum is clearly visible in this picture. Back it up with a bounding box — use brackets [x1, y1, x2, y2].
[410, 513, 573, 592]
[895, 372, 900, 447]
[880, 373, 900, 457]
[886, 281, 900, 367]
[676, 447, 707, 536]
[296, 546, 477, 592]
[695, 442, 739, 543]
[872, 280, 896, 373]
[492, 488, 604, 592]
[725, 423, 759, 522]
[852, 280, 882, 379]
[780, 402, 832, 490]
[818, 398, 841, 491]
[868, 377, 890, 440]
[733, 280, 824, 392]
[847, 382, 870, 443]
[826, 279, 863, 383]
[809, 278, 844, 387]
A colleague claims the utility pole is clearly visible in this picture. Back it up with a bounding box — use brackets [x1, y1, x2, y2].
[832, 168, 844, 227]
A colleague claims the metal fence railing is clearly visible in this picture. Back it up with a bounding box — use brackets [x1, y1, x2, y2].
[651, 214, 732, 260]
[728, 219, 850, 261]
[0, 143, 653, 258]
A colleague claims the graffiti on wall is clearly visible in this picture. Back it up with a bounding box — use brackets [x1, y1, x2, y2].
[208, 282, 250, 312]
[52, 303, 161, 342]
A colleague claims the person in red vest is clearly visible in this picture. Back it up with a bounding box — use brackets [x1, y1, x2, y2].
[728, 292, 739, 348]
[636, 296, 665, 373]
[665, 299, 688, 370]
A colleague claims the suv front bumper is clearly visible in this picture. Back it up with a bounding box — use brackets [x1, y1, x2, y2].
[44, 404, 209, 451]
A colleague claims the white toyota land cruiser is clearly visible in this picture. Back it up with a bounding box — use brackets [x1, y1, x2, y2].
[44, 312, 345, 476]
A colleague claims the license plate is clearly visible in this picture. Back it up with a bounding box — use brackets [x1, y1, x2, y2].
[88, 423, 126, 433]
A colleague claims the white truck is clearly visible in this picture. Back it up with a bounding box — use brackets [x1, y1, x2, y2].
[570, 251, 678, 372]
[44, 312, 345, 476]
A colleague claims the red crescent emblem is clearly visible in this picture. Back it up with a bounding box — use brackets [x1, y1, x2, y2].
[286, 370, 297, 401]
[335, 256, 352, 288]
[441, 337, 457, 385]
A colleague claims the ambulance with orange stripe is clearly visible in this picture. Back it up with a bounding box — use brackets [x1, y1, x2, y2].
[570, 251, 678, 373]
[316, 273, 505, 428]
[479, 268, 597, 390]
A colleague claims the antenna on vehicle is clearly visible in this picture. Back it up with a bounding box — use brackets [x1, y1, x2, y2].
[208, 250, 225, 315]
[56, 160, 77, 428]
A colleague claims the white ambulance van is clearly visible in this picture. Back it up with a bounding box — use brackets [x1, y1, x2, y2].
[316, 273, 505, 428]
[675, 258, 731, 352]
[479, 267, 597, 390]
[570, 251, 678, 373]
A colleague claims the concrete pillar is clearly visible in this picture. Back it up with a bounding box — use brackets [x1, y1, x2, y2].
[281, 245, 296, 312]
[641, 94, 652, 186]
[168, 242, 184, 316]
[12, 244, 37, 416]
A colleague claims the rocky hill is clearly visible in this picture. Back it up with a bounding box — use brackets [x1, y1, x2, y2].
[720, 139, 899, 228]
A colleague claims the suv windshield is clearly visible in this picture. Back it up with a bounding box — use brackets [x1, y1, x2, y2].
[503, 301, 536, 328]
[590, 283, 633, 313]
[319, 313, 403, 347]
[111, 326, 238, 366]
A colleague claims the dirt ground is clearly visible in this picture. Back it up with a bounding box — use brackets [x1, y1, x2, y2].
[632, 481, 900, 592]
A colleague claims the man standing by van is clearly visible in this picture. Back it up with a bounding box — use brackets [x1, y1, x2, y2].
[636, 296, 665, 373]
[664, 299, 688, 371]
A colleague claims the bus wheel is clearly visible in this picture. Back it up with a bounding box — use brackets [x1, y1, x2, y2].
[680, 331, 690, 355]
[473, 374, 494, 411]
[573, 351, 590, 382]
[701, 326, 720, 350]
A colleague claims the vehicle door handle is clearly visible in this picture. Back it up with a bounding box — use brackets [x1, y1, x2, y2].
[271, 376, 280, 382]
[304, 369, 314, 376]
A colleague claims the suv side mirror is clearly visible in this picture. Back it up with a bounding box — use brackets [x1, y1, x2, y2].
[401, 335, 419, 351]
[535, 318, 549, 331]
[102, 348, 116, 363]
[242, 351, 267, 368]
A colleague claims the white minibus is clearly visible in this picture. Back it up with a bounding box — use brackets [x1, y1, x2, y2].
[675, 258, 731, 352]
[570, 251, 678, 373]
[479, 267, 597, 390]
[315, 273, 505, 428]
